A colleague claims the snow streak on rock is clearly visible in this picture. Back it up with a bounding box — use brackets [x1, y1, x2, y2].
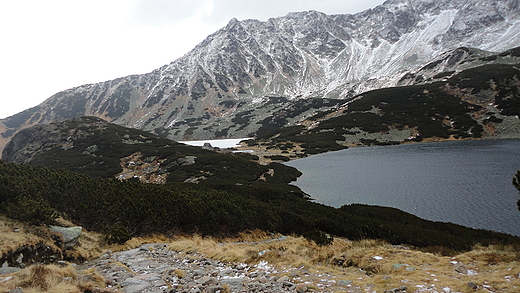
[1, 0, 519, 145]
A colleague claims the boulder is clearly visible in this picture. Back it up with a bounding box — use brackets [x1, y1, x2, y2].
[384, 286, 408, 293]
[454, 263, 468, 275]
[338, 280, 353, 286]
[467, 282, 479, 290]
[121, 278, 151, 293]
[295, 283, 308, 293]
[203, 286, 227, 293]
[49, 226, 82, 249]
[0, 267, 22, 275]
[177, 156, 196, 166]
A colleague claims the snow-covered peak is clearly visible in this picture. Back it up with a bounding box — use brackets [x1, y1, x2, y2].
[1, 0, 519, 145]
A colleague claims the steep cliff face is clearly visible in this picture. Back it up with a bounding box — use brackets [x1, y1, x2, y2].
[1, 0, 519, 148]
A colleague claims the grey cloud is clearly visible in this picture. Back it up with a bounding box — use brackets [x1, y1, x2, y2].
[129, 0, 208, 26]
[206, 0, 385, 23]
[129, 0, 385, 27]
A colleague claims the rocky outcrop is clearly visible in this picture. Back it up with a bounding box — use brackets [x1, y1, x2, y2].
[1, 0, 519, 148]
[249, 61, 520, 154]
[49, 226, 82, 249]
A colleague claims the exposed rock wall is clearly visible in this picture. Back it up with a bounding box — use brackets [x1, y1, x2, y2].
[1, 0, 519, 149]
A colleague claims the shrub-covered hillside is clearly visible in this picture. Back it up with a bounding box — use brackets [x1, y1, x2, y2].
[249, 63, 520, 156]
[0, 160, 518, 251]
[1, 116, 301, 185]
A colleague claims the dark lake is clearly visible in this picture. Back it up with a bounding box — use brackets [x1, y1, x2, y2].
[286, 139, 520, 236]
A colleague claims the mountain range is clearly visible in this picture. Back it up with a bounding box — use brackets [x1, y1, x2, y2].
[248, 56, 520, 156]
[1, 0, 519, 151]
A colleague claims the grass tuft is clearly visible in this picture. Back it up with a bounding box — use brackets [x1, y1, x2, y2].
[0, 263, 110, 293]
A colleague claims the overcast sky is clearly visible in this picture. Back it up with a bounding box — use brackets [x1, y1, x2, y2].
[0, 0, 385, 119]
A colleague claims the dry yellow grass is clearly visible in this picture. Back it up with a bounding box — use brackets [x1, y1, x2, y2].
[2, 218, 520, 293]
[1, 216, 170, 262]
[0, 263, 112, 293]
[0, 217, 172, 293]
[0, 216, 59, 257]
[168, 233, 520, 292]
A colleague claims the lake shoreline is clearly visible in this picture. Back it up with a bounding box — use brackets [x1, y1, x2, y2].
[233, 136, 515, 165]
[285, 138, 520, 236]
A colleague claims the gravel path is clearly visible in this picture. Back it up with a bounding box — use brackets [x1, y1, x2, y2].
[82, 243, 365, 293]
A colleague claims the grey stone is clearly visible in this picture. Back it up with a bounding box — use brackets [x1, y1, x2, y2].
[277, 275, 290, 282]
[177, 156, 196, 166]
[454, 263, 469, 275]
[121, 278, 151, 293]
[220, 277, 247, 288]
[218, 268, 234, 276]
[256, 276, 268, 283]
[202, 286, 226, 293]
[15, 254, 23, 265]
[0, 267, 22, 275]
[338, 280, 353, 286]
[195, 276, 217, 285]
[392, 263, 410, 270]
[153, 279, 167, 287]
[49, 226, 82, 249]
[467, 282, 479, 290]
[8, 289, 24, 293]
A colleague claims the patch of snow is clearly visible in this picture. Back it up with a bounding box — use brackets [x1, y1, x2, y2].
[180, 138, 252, 149]
[255, 260, 271, 271]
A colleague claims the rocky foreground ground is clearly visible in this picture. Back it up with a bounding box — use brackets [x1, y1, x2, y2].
[77, 237, 520, 293]
[2, 223, 519, 293]
[81, 242, 398, 293]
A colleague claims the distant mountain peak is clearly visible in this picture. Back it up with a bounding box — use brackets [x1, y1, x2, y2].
[1, 0, 519, 151]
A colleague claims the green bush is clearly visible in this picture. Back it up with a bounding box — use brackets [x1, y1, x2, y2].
[303, 229, 333, 246]
[265, 155, 291, 162]
[0, 160, 518, 251]
[1, 195, 59, 225]
[104, 224, 132, 244]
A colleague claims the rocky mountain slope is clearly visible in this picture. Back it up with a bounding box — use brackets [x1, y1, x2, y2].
[247, 61, 520, 156]
[1, 0, 519, 150]
[1, 116, 302, 186]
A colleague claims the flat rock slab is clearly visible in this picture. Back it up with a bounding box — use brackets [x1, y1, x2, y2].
[0, 267, 22, 275]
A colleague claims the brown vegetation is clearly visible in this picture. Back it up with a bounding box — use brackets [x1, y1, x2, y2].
[168, 231, 520, 292]
[2, 223, 520, 292]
